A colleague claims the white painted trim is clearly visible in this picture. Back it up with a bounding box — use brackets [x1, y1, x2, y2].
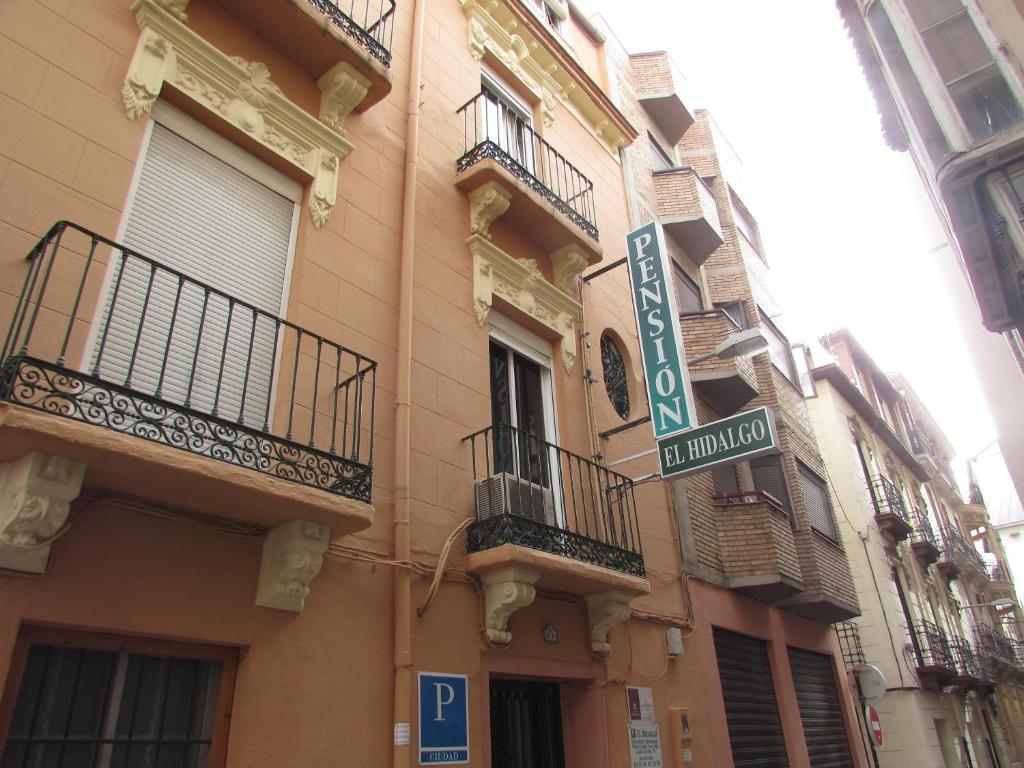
[152, 102, 302, 202]
[482, 67, 534, 122]
[489, 311, 554, 364]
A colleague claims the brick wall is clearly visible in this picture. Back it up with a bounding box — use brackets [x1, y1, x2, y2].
[717, 499, 803, 585]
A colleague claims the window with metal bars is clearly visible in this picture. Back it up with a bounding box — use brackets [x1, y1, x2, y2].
[798, 462, 839, 542]
[599, 333, 630, 420]
[0, 629, 234, 768]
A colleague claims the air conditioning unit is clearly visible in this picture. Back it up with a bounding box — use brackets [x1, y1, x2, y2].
[475, 473, 555, 526]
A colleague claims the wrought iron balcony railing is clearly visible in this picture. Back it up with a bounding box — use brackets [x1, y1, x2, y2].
[911, 621, 956, 671]
[868, 474, 909, 522]
[975, 623, 1019, 665]
[308, 0, 396, 67]
[463, 423, 644, 578]
[1, 222, 376, 502]
[987, 560, 1012, 583]
[909, 506, 939, 551]
[941, 527, 987, 573]
[951, 635, 982, 679]
[456, 88, 599, 240]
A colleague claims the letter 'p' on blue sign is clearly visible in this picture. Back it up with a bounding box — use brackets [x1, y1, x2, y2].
[418, 673, 469, 765]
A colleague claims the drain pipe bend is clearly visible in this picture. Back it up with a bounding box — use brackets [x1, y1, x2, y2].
[394, 0, 427, 766]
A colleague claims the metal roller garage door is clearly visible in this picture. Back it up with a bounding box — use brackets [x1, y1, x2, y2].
[713, 629, 789, 768]
[787, 647, 854, 768]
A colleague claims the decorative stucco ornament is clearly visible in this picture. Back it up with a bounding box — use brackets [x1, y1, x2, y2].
[585, 591, 633, 655]
[255, 521, 330, 612]
[481, 566, 539, 645]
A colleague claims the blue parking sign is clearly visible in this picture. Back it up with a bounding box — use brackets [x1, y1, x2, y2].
[418, 673, 469, 764]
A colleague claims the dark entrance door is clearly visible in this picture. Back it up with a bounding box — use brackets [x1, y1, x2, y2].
[490, 678, 566, 768]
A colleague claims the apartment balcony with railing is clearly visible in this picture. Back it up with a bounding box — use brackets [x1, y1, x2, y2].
[629, 51, 695, 145]
[911, 621, 958, 690]
[653, 168, 723, 265]
[868, 474, 912, 542]
[456, 89, 602, 261]
[463, 423, 648, 597]
[679, 310, 759, 413]
[0, 222, 376, 537]
[974, 624, 1024, 678]
[986, 560, 1015, 598]
[197, 0, 396, 108]
[938, 528, 987, 582]
[909, 507, 941, 565]
[712, 491, 804, 602]
[950, 636, 995, 691]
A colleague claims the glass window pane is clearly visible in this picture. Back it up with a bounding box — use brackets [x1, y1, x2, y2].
[905, 0, 965, 31]
[649, 134, 674, 172]
[600, 334, 630, 420]
[673, 266, 703, 313]
[922, 13, 994, 84]
[950, 64, 1024, 139]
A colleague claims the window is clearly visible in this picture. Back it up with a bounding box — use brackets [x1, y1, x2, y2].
[731, 195, 759, 250]
[600, 333, 630, 420]
[649, 133, 674, 172]
[867, 1, 951, 163]
[799, 462, 839, 541]
[673, 265, 704, 314]
[527, 0, 567, 35]
[758, 311, 797, 385]
[1, 628, 235, 768]
[711, 464, 739, 496]
[751, 455, 791, 514]
[715, 301, 747, 329]
[481, 73, 536, 175]
[904, 0, 1023, 140]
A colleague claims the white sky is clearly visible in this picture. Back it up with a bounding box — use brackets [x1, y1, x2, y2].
[581, 0, 1019, 504]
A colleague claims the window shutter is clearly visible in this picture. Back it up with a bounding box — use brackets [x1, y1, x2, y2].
[712, 463, 739, 496]
[751, 456, 791, 512]
[95, 124, 294, 424]
[800, 464, 839, 541]
[788, 647, 854, 768]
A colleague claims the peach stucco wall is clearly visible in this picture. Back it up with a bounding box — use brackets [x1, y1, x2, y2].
[0, 1, 867, 767]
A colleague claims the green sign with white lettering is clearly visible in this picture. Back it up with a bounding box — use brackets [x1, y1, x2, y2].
[625, 222, 695, 439]
[657, 407, 779, 479]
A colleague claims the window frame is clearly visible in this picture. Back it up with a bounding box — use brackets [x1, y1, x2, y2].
[648, 132, 675, 172]
[758, 309, 798, 386]
[673, 264, 705, 314]
[0, 625, 238, 767]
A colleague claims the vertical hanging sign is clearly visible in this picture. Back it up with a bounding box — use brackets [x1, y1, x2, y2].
[625, 222, 695, 439]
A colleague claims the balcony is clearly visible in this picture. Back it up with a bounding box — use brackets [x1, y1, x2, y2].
[713, 491, 803, 602]
[986, 560, 1015, 597]
[629, 51, 695, 145]
[911, 621, 958, 690]
[680, 310, 758, 412]
[0, 222, 376, 537]
[202, 0, 395, 108]
[909, 507, 941, 566]
[975, 624, 1024, 680]
[835, 621, 867, 671]
[868, 474, 912, 542]
[778, 530, 860, 623]
[950, 636, 994, 692]
[456, 89, 601, 260]
[653, 168, 723, 265]
[938, 528, 987, 582]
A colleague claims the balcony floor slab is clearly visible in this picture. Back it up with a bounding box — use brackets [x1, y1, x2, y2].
[0, 402, 373, 540]
[465, 543, 650, 598]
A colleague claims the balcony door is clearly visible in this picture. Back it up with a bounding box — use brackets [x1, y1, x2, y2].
[481, 72, 536, 176]
[488, 317, 559, 526]
[88, 106, 300, 427]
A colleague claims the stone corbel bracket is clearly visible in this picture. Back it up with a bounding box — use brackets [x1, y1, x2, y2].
[124, 0, 355, 228]
[584, 591, 633, 655]
[469, 181, 513, 238]
[0, 453, 86, 574]
[549, 244, 588, 294]
[481, 566, 539, 645]
[459, 0, 633, 152]
[255, 521, 330, 612]
[468, 234, 582, 374]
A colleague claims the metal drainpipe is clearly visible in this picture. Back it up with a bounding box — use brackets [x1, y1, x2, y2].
[394, 0, 427, 765]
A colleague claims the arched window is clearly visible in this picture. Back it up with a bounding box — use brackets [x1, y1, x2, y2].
[600, 333, 630, 420]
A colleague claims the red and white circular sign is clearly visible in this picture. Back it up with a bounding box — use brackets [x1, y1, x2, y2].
[865, 705, 883, 747]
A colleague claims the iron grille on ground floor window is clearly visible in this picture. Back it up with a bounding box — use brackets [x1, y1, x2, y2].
[1, 628, 235, 768]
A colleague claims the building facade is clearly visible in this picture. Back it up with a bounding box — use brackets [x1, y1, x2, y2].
[0, 1, 865, 766]
[809, 329, 1024, 767]
[834, 0, 1024, 513]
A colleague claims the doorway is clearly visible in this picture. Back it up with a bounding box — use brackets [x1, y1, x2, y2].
[490, 678, 566, 768]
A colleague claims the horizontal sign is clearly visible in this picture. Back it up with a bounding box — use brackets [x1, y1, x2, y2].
[658, 407, 778, 480]
[625, 222, 695, 439]
[419, 673, 468, 765]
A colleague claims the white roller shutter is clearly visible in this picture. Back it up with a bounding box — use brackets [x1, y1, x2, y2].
[94, 123, 295, 426]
